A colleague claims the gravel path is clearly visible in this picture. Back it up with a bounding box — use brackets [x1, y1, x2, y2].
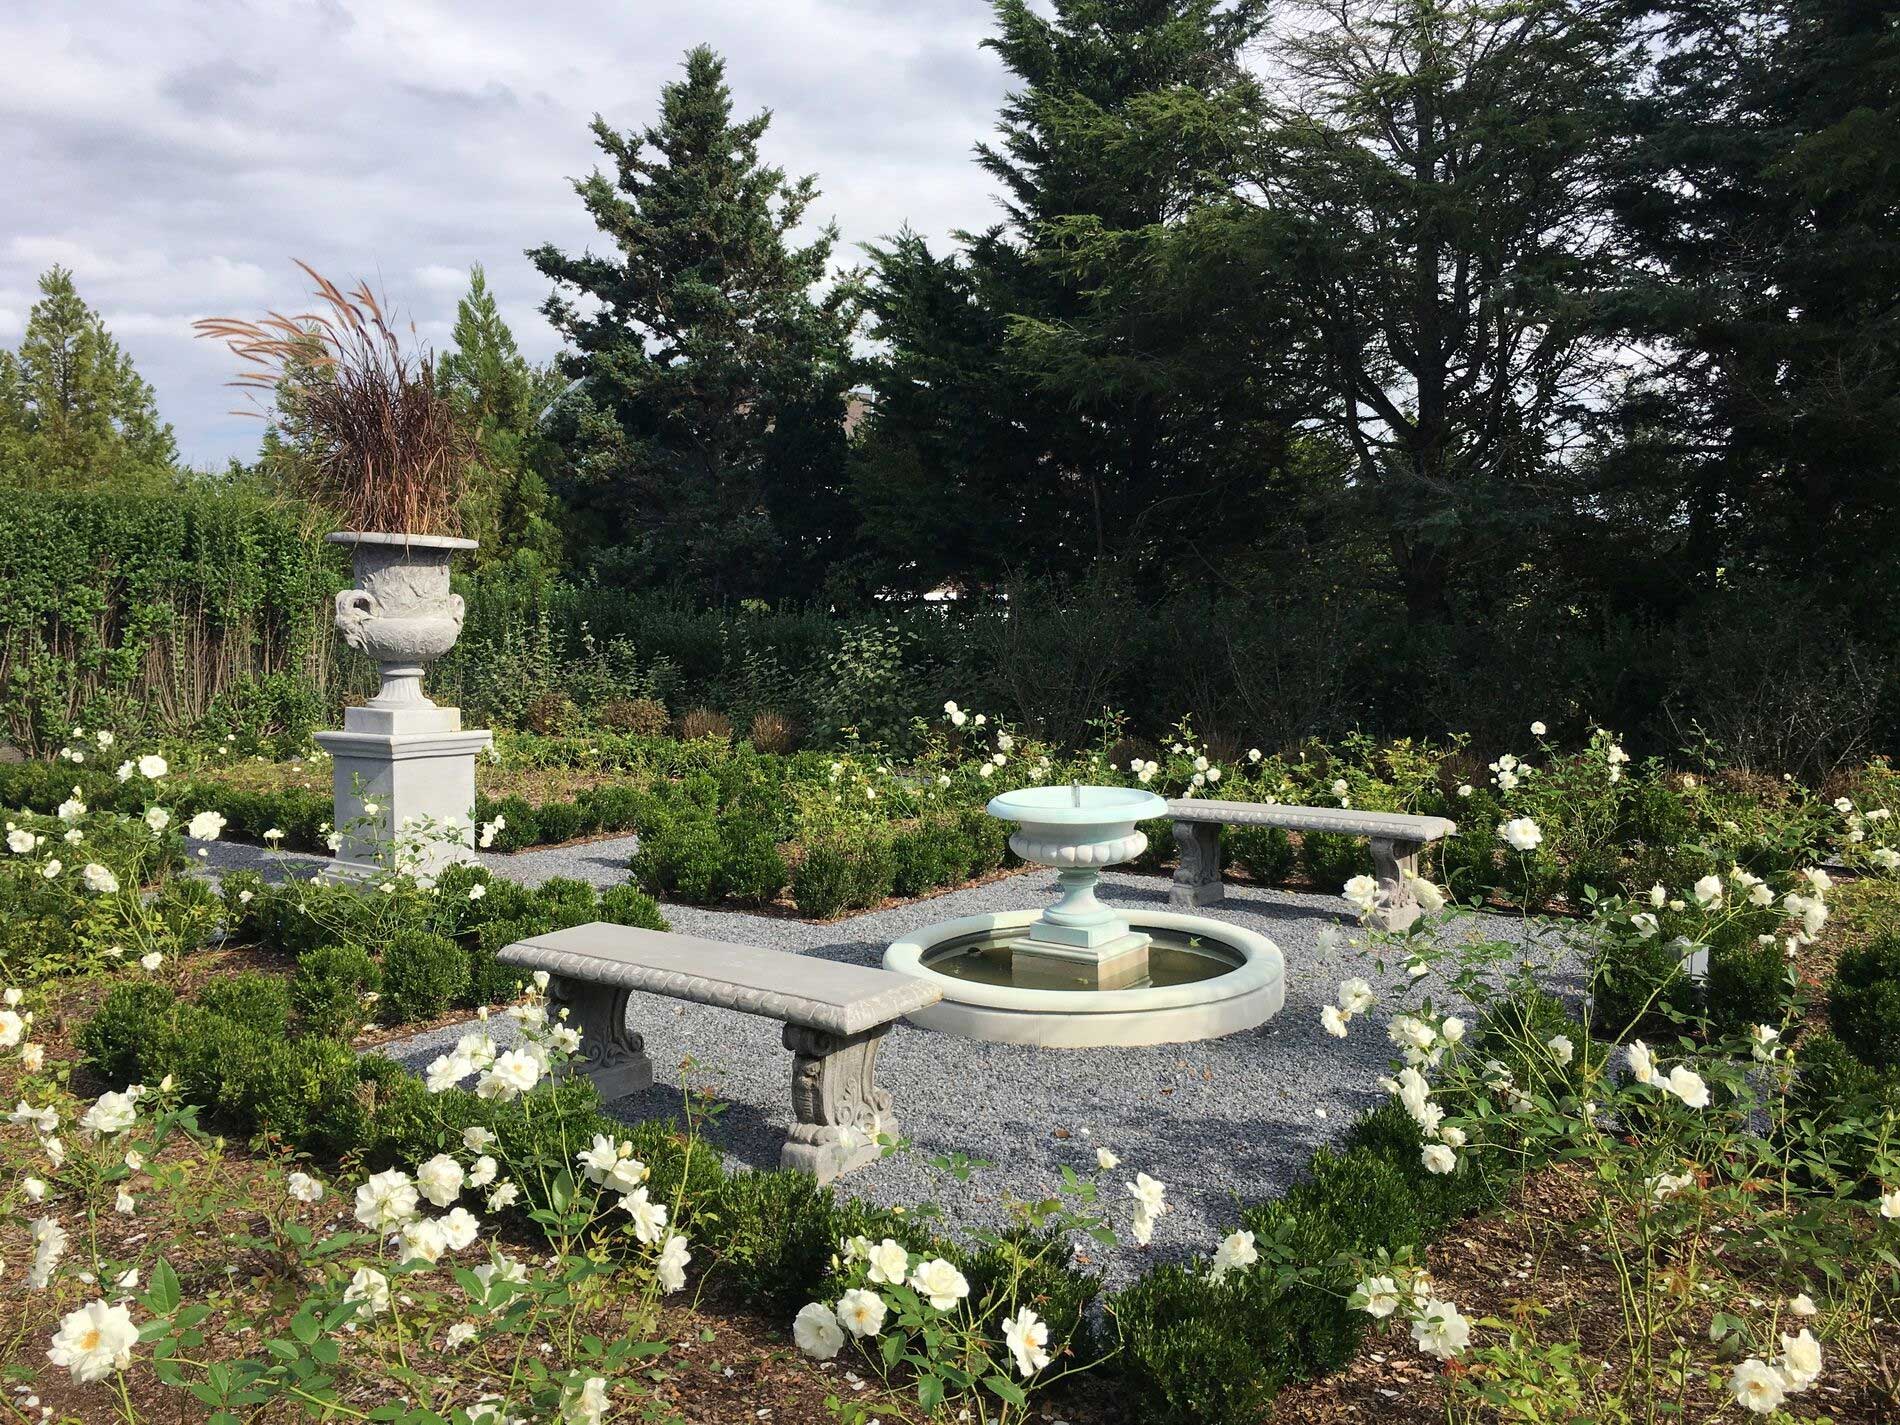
[196, 834, 644, 888]
[349, 857, 1564, 1286]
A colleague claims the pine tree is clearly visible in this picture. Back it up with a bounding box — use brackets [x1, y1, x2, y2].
[0, 267, 176, 489]
[529, 46, 856, 598]
[437, 265, 564, 571]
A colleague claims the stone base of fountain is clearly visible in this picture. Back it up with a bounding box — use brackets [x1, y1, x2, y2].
[885, 908, 1283, 1047]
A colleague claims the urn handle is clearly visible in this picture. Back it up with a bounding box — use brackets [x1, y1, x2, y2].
[334, 588, 379, 654]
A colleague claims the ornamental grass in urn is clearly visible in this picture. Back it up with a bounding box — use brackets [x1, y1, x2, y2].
[196, 264, 481, 717]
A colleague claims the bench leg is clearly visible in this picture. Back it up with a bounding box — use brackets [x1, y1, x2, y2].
[1370, 839, 1424, 932]
[781, 1023, 895, 1185]
[548, 974, 654, 1101]
[1171, 820, 1224, 908]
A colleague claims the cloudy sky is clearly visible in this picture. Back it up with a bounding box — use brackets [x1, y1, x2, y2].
[0, 1, 1017, 467]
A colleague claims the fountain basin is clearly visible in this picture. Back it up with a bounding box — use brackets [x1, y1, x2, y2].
[884, 908, 1284, 1047]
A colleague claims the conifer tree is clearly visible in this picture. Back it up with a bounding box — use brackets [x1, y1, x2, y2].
[0, 266, 176, 489]
[530, 46, 856, 598]
[438, 265, 563, 571]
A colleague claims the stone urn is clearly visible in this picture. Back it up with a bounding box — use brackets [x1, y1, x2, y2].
[328, 532, 476, 725]
[316, 532, 490, 880]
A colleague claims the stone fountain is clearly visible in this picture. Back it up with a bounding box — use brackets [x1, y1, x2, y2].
[883, 784, 1284, 1047]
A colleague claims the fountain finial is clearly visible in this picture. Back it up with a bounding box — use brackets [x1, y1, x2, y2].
[1071, 780, 1081, 808]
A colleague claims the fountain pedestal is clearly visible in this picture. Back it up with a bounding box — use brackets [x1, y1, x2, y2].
[992, 788, 1163, 989]
[1007, 843, 1153, 988]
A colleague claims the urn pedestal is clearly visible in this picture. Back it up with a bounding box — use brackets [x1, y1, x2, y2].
[316, 532, 491, 881]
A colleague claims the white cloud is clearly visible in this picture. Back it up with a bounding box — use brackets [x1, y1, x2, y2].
[0, 0, 1013, 467]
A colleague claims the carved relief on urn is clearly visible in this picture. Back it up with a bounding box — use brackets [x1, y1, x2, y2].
[327, 532, 477, 713]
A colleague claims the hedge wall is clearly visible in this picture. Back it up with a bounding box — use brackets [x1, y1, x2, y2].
[0, 490, 339, 752]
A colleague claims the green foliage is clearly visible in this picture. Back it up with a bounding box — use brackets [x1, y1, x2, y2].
[1110, 1264, 1285, 1425]
[379, 930, 470, 1023]
[293, 943, 382, 1039]
[196, 971, 293, 1037]
[0, 267, 177, 492]
[529, 45, 857, 598]
[1828, 934, 1900, 1073]
[790, 839, 854, 919]
[1230, 824, 1295, 885]
[596, 883, 669, 931]
[708, 1169, 850, 1311]
[1299, 830, 1372, 891]
[0, 490, 333, 751]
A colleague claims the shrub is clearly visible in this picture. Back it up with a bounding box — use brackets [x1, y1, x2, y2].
[597, 884, 669, 931]
[680, 707, 733, 742]
[243, 1034, 368, 1154]
[581, 783, 642, 831]
[958, 807, 1008, 877]
[470, 919, 532, 1005]
[847, 831, 897, 910]
[152, 875, 225, 943]
[293, 943, 382, 1039]
[964, 1229, 1100, 1363]
[1591, 933, 1693, 1041]
[1231, 825, 1295, 885]
[1471, 987, 1586, 1100]
[711, 1169, 849, 1310]
[379, 929, 471, 1023]
[748, 709, 796, 755]
[1111, 1265, 1283, 1425]
[1343, 1102, 1508, 1227]
[597, 697, 669, 736]
[1705, 939, 1786, 1038]
[485, 795, 538, 851]
[525, 692, 579, 736]
[1299, 830, 1372, 890]
[792, 841, 854, 918]
[197, 971, 293, 1037]
[80, 981, 179, 1083]
[1563, 847, 1629, 907]
[530, 800, 584, 845]
[891, 823, 960, 897]
[1828, 934, 1900, 1072]
[515, 878, 599, 938]
[721, 819, 788, 906]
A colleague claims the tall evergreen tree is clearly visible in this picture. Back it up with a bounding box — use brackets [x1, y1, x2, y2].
[0, 267, 176, 489]
[529, 46, 857, 599]
[1243, 0, 1628, 619]
[437, 265, 564, 571]
[1610, 0, 1900, 599]
[855, 0, 1277, 592]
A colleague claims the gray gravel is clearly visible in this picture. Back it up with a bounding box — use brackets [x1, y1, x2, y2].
[356, 861, 1564, 1287]
[195, 833, 644, 888]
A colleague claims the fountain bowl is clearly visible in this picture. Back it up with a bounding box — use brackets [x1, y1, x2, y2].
[883, 908, 1284, 1047]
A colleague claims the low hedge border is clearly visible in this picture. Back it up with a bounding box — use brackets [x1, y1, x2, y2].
[74, 929, 1561, 1425]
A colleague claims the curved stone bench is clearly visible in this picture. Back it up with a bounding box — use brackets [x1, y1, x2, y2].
[499, 923, 941, 1184]
[1167, 799, 1456, 930]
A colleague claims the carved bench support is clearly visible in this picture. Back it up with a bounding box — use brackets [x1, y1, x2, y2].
[1170, 820, 1224, 908]
[782, 1024, 896, 1185]
[547, 973, 654, 1100]
[1369, 838, 1424, 933]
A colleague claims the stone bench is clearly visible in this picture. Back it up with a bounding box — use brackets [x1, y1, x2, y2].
[499, 923, 942, 1184]
[1167, 799, 1456, 931]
